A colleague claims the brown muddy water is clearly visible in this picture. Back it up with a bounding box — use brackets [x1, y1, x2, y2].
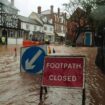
[0, 45, 105, 105]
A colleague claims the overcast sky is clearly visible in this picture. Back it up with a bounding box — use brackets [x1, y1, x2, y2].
[9, 0, 69, 16]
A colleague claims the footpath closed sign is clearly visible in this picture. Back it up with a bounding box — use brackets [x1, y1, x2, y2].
[42, 56, 85, 88]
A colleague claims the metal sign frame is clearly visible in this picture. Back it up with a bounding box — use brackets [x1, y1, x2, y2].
[40, 55, 86, 105]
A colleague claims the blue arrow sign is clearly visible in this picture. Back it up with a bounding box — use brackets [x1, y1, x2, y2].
[21, 46, 46, 74]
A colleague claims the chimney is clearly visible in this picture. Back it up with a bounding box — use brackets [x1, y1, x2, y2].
[58, 8, 60, 16]
[51, 5, 54, 14]
[38, 6, 41, 14]
[11, 0, 14, 6]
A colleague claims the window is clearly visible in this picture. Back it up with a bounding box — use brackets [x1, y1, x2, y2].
[40, 27, 42, 31]
[44, 26, 47, 30]
[10, 31, 13, 37]
[34, 26, 37, 31]
[59, 17, 63, 23]
[50, 27, 53, 31]
[26, 24, 30, 30]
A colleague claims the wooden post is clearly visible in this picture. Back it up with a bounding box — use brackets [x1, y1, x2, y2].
[82, 88, 85, 105]
[40, 86, 47, 101]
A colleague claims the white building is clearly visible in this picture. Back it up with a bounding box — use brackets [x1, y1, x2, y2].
[18, 15, 44, 41]
[29, 7, 54, 43]
[40, 15, 54, 43]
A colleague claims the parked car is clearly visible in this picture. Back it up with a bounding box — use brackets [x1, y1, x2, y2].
[95, 47, 105, 73]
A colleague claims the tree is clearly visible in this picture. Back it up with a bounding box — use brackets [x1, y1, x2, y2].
[63, 0, 96, 39]
[91, 1, 105, 46]
[63, 0, 105, 46]
[63, 0, 82, 18]
[96, 0, 105, 5]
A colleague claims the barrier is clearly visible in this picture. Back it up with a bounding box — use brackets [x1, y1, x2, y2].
[23, 40, 43, 47]
[40, 56, 86, 105]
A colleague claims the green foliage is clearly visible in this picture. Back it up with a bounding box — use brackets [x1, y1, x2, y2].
[96, 0, 105, 5]
[90, 1, 105, 29]
[63, 0, 105, 38]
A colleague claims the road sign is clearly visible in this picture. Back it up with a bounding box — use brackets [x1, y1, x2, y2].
[42, 56, 85, 88]
[20, 45, 46, 73]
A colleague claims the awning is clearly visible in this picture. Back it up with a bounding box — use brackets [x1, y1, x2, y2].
[45, 32, 54, 36]
[57, 33, 65, 37]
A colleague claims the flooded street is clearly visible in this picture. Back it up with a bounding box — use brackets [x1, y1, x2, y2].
[0, 45, 41, 105]
[0, 45, 105, 105]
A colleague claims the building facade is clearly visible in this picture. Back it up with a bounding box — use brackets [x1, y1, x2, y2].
[67, 7, 95, 46]
[0, 0, 19, 44]
[40, 15, 54, 43]
[67, 7, 87, 46]
[30, 6, 67, 44]
[0, 0, 67, 45]
[41, 6, 67, 43]
[18, 15, 44, 42]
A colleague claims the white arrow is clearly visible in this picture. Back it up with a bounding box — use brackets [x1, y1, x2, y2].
[25, 50, 42, 70]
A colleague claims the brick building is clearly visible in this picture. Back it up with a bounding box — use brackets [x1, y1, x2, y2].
[66, 7, 87, 45]
[30, 5, 67, 43]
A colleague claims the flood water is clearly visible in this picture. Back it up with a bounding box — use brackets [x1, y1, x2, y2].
[0, 45, 105, 105]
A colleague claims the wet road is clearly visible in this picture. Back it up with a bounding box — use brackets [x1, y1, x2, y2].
[0, 45, 105, 105]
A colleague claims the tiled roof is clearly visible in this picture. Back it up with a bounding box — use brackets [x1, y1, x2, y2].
[29, 12, 43, 26]
[18, 15, 43, 26]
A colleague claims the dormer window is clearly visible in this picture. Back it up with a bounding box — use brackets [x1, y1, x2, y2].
[43, 17, 47, 22]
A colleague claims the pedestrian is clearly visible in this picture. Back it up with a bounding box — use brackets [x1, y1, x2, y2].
[1, 36, 6, 45]
[48, 46, 51, 54]
[53, 48, 56, 53]
[14, 47, 17, 57]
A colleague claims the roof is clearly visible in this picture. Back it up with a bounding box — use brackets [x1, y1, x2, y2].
[0, 0, 18, 10]
[18, 15, 43, 26]
[41, 10, 51, 15]
[29, 12, 43, 26]
[40, 15, 53, 25]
